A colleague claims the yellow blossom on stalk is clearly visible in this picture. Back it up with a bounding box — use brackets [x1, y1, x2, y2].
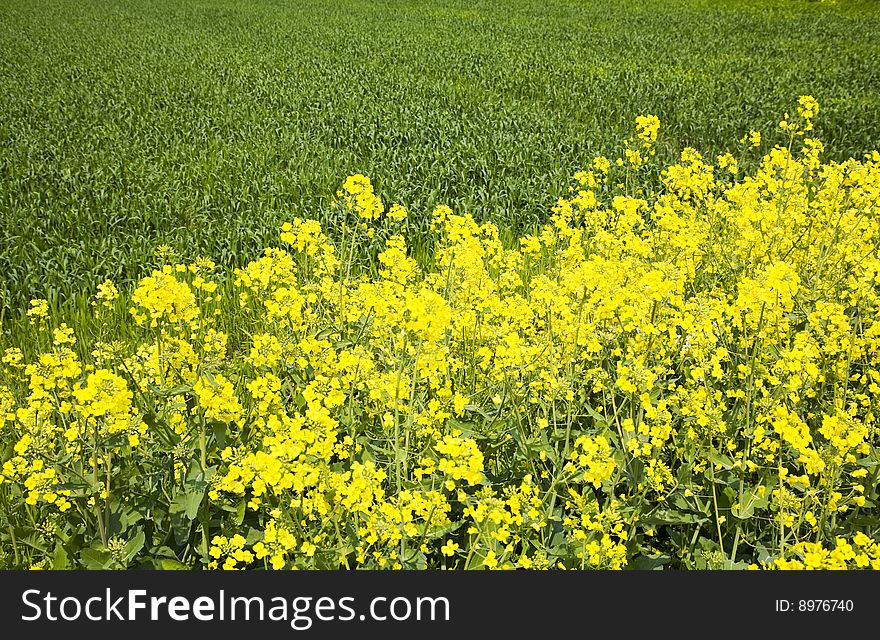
[779, 114, 795, 134]
[25, 346, 82, 406]
[592, 156, 611, 175]
[94, 280, 118, 309]
[1, 97, 880, 571]
[248, 333, 283, 369]
[568, 435, 616, 488]
[194, 373, 243, 424]
[716, 152, 738, 175]
[277, 219, 339, 277]
[624, 147, 643, 169]
[819, 412, 868, 460]
[801, 137, 824, 171]
[774, 538, 859, 570]
[404, 288, 452, 343]
[797, 95, 819, 125]
[264, 286, 305, 326]
[130, 267, 199, 328]
[2, 348, 24, 368]
[573, 170, 595, 188]
[202, 329, 228, 359]
[336, 173, 384, 220]
[734, 262, 800, 333]
[635, 114, 660, 143]
[253, 519, 298, 570]
[520, 235, 543, 257]
[27, 298, 49, 323]
[780, 97, 819, 136]
[73, 369, 132, 421]
[740, 130, 761, 148]
[378, 235, 418, 284]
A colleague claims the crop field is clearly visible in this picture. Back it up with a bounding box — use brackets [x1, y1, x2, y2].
[1, 0, 880, 571]
[2, 0, 880, 317]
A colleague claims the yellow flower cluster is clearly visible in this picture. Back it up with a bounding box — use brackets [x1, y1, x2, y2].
[567, 435, 616, 488]
[194, 373, 244, 425]
[418, 432, 485, 489]
[130, 267, 200, 328]
[335, 173, 385, 221]
[208, 534, 253, 570]
[772, 532, 880, 570]
[252, 519, 298, 570]
[3, 98, 880, 570]
[94, 279, 118, 309]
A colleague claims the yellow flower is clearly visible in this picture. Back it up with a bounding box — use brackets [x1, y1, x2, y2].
[441, 540, 460, 557]
[94, 279, 119, 309]
[635, 114, 660, 143]
[27, 298, 50, 323]
[194, 373, 243, 424]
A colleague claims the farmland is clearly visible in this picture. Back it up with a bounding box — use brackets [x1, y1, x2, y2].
[1, 1, 880, 571]
[2, 0, 879, 316]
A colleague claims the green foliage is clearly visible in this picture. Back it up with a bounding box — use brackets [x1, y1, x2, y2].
[1, 0, 879, 315]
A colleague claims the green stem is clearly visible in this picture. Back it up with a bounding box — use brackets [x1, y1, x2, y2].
[708, 459, 725, 557]
[0, 487, 21, 567]
[92, 420, 107, 548]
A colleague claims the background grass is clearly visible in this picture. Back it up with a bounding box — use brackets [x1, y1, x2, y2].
[1, 0, 879, 319]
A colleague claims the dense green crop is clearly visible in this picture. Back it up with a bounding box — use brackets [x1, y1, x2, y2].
[1, 0, 879, 318]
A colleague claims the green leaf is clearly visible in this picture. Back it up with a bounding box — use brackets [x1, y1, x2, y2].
[671, 494, 709, 516]
[731, 500, 754, 520]
[584, 405, 608, 427]
[19, 533, 49, 554]
[211, 421, 227, 449]
[80, 548, 114, 570]
[171, 490, 203, 521]
[169, 511, 194, 548]
[52, 543, 69, 570]
[705, 450, 734, 470]
[146, 383, 191, 398]
[120, 506, 144, 530]
[123, 531, 146, 562]
[401, 548, 427, 570]
[234, 500, 246, 526]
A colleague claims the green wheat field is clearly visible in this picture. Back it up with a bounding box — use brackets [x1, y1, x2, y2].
[2, 0, 879, 318]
